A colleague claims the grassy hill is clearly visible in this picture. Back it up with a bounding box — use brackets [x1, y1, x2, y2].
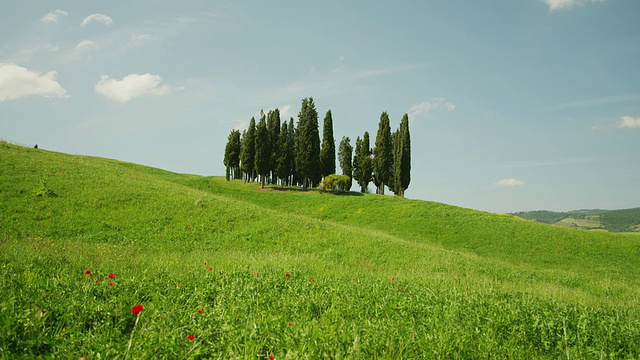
[1, 141, 640, 358]
[511, 209, 640, 233]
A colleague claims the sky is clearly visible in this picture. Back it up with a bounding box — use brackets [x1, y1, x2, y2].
[1, 0, 639, 213]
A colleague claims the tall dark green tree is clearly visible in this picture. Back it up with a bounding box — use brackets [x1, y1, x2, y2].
[395, 114, 411, 197]
[288, 117, 296, 186]
[254, 112, 270, 188]
[373, 112, 393, 195]
[320, 110, 336, 178]
[223, 129, 241, 180]
[353, 131, 372, 193]
[294, 97, 321, 189]
[337, 136, 353, 191]
[267, 109, 281, 184]
[276, 120, 292, 187]
[240, 117, 256, 182]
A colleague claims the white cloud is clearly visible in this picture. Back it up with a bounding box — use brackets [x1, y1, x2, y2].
[41, 9, 67, 24]
[76, 40, 98, 50]
[495, 178, 526, 187]
[544, 0, 604, 11]
[279, 104, 294, 120]
[408, 97, 455, 120]
[619, 116, 640, 129]
[94, 73, 170, 102]
[80, 14, 113, 27]
[0, 63, 69, 101]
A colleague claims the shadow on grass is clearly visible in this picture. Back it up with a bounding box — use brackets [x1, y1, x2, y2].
[263, 185, 363, 196]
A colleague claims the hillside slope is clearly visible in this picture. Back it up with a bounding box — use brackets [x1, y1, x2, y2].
[511, 209, 640, 233]
[2, 141, 640, 358]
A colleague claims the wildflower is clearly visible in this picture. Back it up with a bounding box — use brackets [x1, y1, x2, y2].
[208, 267, 212, 271]
[287, 321, 293, 326]
[204, 261, 207, 265]
[311, 279, 316, 283]
[391, 277, 395, 281]
[269, 356, 274, 360]
[109, 282, 115, 287]
[108, 273, 115, 279]
[84, 269, 91, 275]
[95, 278, 100, 283]
[177, 284, 182, 289]
[186, 334, 195, 341]
[131, 304, 144, 315]
[197, 308, 203, 314]
[285, 273, 290, 278]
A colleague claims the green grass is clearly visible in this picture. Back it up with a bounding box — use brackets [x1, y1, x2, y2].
[2, 141, 640, 359]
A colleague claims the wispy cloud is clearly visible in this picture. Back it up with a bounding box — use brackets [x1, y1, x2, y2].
[81, 14, 113, 27]
[544, 0, 605, 11]
[619, 115, 640, 129]
[41, 9, 68, 24]
[492, 157, 599, 169]
[408, 98, 455, 121]
[0, 63, 69, 101]
[127, 33, 155, 47]
[75, 40, 98, 50]
[94, 73, 170, 102]
[495, 178, 526, 187]
[554, 93, 640, 109]
[263, 64, 422, 104]
[592, 115, 640, 131]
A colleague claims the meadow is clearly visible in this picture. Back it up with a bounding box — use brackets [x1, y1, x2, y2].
[1, 141, 640, 359]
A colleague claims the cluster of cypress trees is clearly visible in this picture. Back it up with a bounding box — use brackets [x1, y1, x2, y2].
[223, 97, 411, 196]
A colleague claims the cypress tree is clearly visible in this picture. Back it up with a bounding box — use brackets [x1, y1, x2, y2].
[223, 129, 241, 180]
[254, 112, 270, 188]
[353, 131, 372, 193]
[288, 117, 296, 186]
[390, 128, 401, 195]
[399, 114, 411, 197]
[373, 112, 392, 195]
[320, 110, 336, 178]
[276, 120, 291, 187]
[267, 109, 281, 184]
[294, 97, 320, 189]
[240, 117, 256, 182]
[337, 136, 353, 191]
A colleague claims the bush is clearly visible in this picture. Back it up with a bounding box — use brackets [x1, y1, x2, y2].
[322, 174, 351, 192]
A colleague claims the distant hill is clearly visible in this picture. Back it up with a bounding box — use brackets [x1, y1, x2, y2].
[511, 208, 640, 233]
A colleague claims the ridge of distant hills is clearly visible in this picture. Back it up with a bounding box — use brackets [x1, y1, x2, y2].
[510, 208, 640, 233]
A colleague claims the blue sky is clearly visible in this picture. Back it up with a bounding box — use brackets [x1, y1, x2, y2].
[1, 0, 638, 213]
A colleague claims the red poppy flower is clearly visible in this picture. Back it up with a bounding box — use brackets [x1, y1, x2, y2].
[84, 269, 91, 275]
[311, 279, 316, 283]
[197, 308, 203, 314]
[203, 261, 207, 265]
[208, 267, 212, 271]
[95, 278, 100, 283]
[108, 273, 115, 279]
[269, 356, 274, 360]
[186, 334, 195, 340]
[109, 282, 115, 287]
[287, 321, 293, 326]
[285, 273, 290, 278]
[391, 277, 395, 281]
[131, 304, 144, 315]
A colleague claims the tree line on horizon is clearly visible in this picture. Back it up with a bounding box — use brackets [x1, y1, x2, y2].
[223, 97, 411, 197]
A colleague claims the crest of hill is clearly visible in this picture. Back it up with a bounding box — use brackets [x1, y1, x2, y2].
[2, 141, 640, 304]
